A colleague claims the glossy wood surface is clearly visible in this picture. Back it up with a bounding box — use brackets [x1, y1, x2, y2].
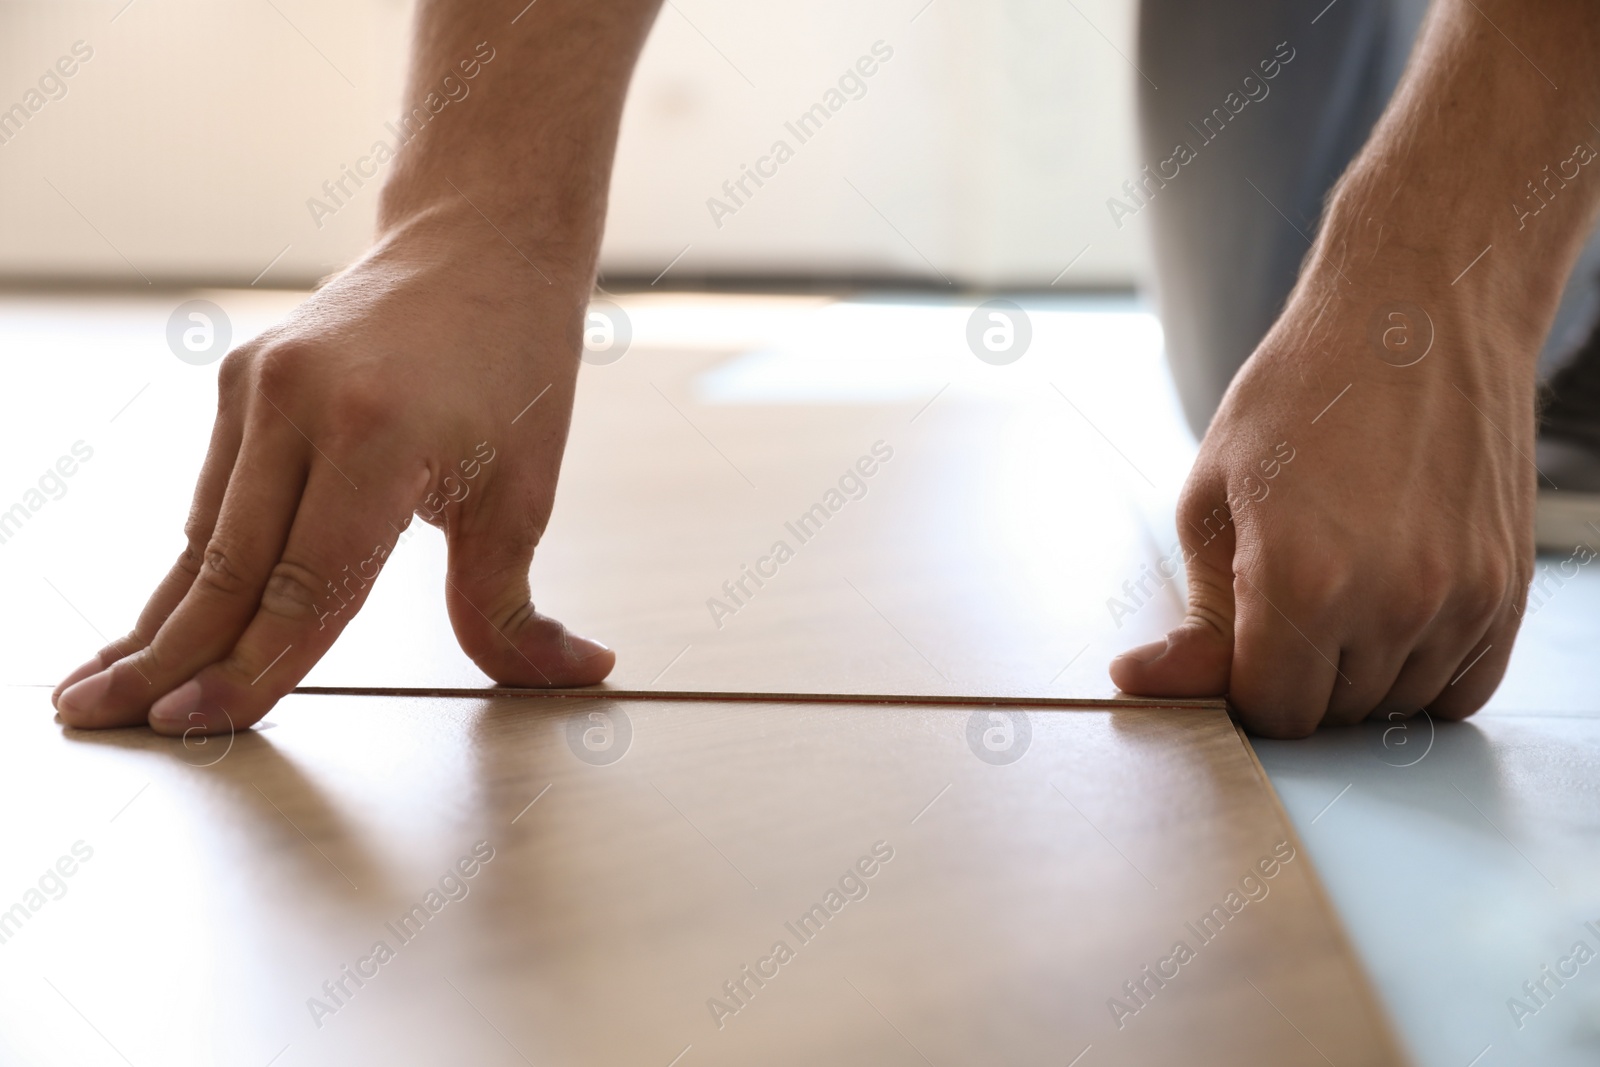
[0, 290, 1416, 1066]
[0, 689, 1403, 1066]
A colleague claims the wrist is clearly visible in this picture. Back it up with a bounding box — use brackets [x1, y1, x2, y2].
[1307, 181, 1566, 367]
[379, 155, 605, 246]
[362, 0, 660, 284]
[371, 169, 605, 292]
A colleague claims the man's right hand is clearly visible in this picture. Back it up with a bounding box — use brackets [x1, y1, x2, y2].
[51, 0, 668, 734]
[53, 206, 615, 735]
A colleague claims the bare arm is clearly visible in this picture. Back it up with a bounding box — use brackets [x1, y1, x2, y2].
[1325, 0, 1600, 356]
[381, 0, 662, 265]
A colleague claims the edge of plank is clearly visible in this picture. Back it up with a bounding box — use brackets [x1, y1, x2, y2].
[1230, 717, 1414, 1067]
[290, 685, 1227, 710]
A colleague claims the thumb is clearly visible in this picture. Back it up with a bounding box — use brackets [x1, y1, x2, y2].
[442, 491, 614, 688]
[1110, 490, 1236, 698]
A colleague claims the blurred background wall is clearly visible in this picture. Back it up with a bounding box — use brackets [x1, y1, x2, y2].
[0, 0, 1149, 289]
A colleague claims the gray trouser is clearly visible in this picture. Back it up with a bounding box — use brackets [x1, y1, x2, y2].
[1138, 0, 1600, 438]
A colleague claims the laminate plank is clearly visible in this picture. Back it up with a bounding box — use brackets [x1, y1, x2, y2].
[0, 688, 1404, 1066]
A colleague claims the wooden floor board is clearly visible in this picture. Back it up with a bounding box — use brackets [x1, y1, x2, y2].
[0, 689, 1404, 1066]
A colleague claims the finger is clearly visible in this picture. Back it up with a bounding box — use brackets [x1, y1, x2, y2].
[56, 415, 307, 729]
[1375, 577, 1514, 719]
[441, 471, 614, 688]
[1427, 612, 1519, 720]
[1321, 644, 1413, 728]
[1372, 635, 1475, 719]
[1111, 479, 1234, 699]
[1318, 643, 1408, 726]
[146, 464, 425, 736]
[53, 393, 243, 707]
[1226, 564, 1342, 738]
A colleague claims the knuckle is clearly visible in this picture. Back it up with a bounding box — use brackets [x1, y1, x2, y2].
[109, 645, 161, 686]
[103, 632, 144, 660]
[494, 600, 538, 640]
[1384, 586, 1443, 637]
[450, 543, 537, 617]
[1273, 559, 1351, 617]
[1182, 595, 1232, 640]
[323, 379, 397, 440]
[248, 339, 396, 442]
[258, 560, 328, 623]
[1177, 490, 1233, 547]
[1477, 555, 1512, 595]
[463, 579, 533, 636]
[174, 537, 205, 580]
[1456, 574, 1507, 622]
[194, 543, 254, 598]
[216, 346, 252, 402]
[1408, 555, 1455, 601]
[251, 341, 319, 396]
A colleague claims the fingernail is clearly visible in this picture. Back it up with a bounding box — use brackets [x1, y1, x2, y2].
[58, 670, 113, 717]
[53, 653, 104, 708]
[150, 679, 203, 729]
[1113, 639, 1169, 668]
[569, 634, 612, 661]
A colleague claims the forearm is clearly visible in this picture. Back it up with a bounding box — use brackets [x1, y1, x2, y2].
[1310, 0, 1600, 358]
[376, 0, 663, 269]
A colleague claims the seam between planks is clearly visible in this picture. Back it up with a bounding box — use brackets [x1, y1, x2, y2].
[290, 685, 1227, 711]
